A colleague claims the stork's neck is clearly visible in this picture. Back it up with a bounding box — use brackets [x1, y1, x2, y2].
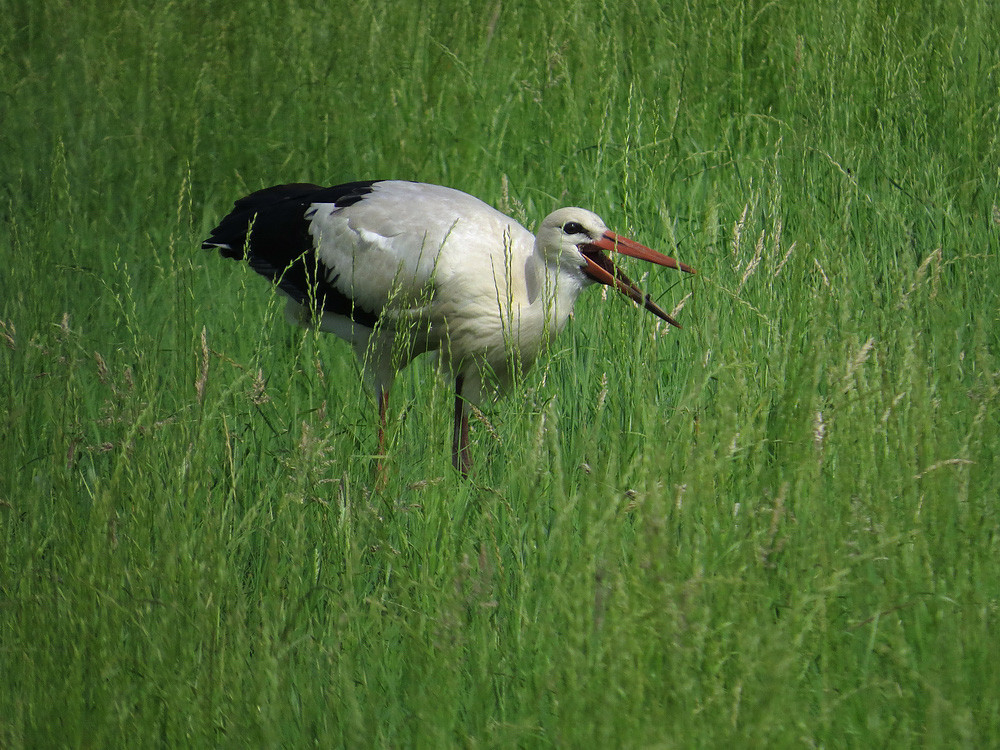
[523, 254, 588, 336]
[446, 249, 588, 403]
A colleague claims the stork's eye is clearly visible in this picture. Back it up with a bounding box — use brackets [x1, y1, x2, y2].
[562, 221, 587, 236]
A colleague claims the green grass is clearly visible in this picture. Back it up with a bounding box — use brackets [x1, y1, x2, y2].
[3, 0, 1000, 745]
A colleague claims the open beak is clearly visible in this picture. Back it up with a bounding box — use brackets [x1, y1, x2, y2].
[581, 231, 696, 328]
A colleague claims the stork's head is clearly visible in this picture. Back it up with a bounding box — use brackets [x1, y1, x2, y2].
[536, 207, 696, 328]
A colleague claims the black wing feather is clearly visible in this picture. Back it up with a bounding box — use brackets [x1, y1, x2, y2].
[203, 181, 382, 327]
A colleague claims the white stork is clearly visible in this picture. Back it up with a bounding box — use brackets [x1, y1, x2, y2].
[203, 180, 695, 475]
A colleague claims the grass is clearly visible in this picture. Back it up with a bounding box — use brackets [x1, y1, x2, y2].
[2, 0, 1000, 745]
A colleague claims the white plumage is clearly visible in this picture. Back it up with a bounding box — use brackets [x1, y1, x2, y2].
[204, 180, 695, 475]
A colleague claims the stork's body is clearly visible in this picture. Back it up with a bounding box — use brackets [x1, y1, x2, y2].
[204, 180, 694, 474]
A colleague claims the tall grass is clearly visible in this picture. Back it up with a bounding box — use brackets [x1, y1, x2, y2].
[2, 0, 999, 745]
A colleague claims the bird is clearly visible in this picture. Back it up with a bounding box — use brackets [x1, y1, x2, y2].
[203, 180, 695, 476]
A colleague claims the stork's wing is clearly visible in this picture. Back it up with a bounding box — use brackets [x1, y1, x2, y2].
[306, 181, 531, 315]
[204, 180, 533, 326]
[203, 181, 383, 326]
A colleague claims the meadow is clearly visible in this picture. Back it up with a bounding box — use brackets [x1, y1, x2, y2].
[2, 0, 999, 745]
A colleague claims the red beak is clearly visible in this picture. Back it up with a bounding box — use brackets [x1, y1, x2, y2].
[581, 231, 696, 328]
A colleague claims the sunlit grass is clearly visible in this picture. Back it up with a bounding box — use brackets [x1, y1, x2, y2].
[2, 0, 999, 745]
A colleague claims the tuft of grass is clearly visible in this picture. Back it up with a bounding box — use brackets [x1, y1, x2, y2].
[3, 0, 1000, 745]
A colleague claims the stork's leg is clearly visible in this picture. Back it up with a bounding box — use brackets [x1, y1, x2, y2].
[376, 385, 390, 488]
[452, 375, 472, 476]
[377, 386, 390, 452]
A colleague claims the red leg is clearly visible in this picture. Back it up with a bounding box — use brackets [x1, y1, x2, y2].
[452, 376, 472, 476]
[376, 386, 390, 488]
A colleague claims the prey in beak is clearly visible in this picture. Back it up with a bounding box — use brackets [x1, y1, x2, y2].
[580, 231, 696, 328]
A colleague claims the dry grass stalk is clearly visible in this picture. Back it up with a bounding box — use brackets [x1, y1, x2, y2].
[732, 202, 750, 262]
[842, 337, 875, 394]
[0, 320, 14, 350]
[761, 482, 789, 567]
[813, 258, 830, 287]
[737, 229, 765, 294]
[774, 241, 797, 277]
[914, 458, 974, 479]
[195, 326, 209, 404]
[813, 410, 826, 451]
[899, 248, 942, 308]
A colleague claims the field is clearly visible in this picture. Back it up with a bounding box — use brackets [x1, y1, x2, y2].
[3, 0, 999, 745]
